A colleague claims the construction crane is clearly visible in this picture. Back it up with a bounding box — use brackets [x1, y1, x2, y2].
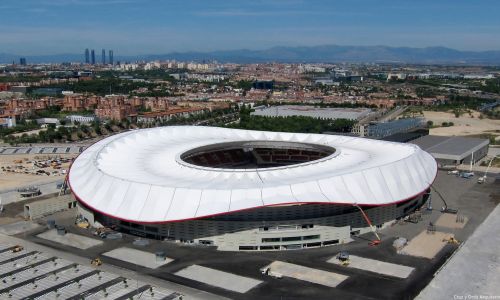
[430, 184, 458, 214]
[353, 204, 381, 245]
[478, 155, 497, 184]
[58, 173, 69, 196]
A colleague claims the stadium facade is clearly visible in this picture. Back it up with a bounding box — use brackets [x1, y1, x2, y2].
[69, 126, 437, 251]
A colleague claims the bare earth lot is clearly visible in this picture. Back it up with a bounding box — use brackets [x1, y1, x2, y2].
[424, 110, 500, 137]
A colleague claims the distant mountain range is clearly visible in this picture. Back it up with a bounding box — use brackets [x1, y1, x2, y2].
[2, 45, 500, 64]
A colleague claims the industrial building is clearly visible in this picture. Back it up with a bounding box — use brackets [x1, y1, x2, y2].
[411, 135, 489, 166]
[252, 105, 372, 121]
[353, 118, 426, 139]
[69, 126, 437, 251]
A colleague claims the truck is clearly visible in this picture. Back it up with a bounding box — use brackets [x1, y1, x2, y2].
[260, 266, 283, 279]
[459, 172, 474, 179]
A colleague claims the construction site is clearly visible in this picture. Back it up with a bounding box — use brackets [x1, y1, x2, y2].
[0, 167, 498, 300]
[0, 127, 498, 299]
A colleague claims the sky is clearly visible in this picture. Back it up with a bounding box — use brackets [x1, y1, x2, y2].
[1, 0, 499, 55]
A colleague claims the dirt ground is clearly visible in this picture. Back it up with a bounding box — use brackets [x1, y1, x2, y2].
[424, 110, 500, 137]
[435, 213, 468, 229]
[0, 153, 76, 190]
[401, 230, 454, 259]
[11, 128, 46, 137]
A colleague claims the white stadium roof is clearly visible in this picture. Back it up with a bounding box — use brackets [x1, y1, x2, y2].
[68, 126, 437, 223]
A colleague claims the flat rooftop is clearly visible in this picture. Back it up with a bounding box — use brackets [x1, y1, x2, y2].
[411, 135, 489, 159]
[252, 105, 371, 120]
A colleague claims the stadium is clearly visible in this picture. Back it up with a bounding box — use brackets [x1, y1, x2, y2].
[69, 126, 437, 251]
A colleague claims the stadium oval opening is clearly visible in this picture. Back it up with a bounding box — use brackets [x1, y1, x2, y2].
[179, 141, 336, 170]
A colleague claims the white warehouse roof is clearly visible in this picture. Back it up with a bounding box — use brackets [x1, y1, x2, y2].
[68, 126, 437, 223]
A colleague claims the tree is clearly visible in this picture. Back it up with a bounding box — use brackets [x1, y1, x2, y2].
[227, 114, 356, 134]
[236, 80, 253, 91]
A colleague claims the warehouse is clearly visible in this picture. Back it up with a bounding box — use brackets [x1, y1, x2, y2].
[411, 135, 489, 166]
[251, 105, 372, 120]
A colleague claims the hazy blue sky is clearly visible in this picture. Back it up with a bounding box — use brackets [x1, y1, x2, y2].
[1, 0, 499, 55]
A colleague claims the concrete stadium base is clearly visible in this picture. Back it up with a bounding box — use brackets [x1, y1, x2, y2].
[103, 247, 173, 269]
[328, 254, 414, 278]
[175, 265, 262, 293]
[37, 229, 103, 249]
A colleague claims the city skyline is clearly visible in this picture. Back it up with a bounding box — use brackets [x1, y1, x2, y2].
[0, 0, 499, 55]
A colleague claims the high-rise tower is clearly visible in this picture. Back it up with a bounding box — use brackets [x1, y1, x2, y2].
[91, 49, 95, 65]
[102, 49, 106, 64]
[85, 48, 90, 64]
[108, 50, 114, 65]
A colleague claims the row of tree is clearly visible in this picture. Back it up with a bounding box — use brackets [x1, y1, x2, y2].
[37, 78, 158, 96]
[227, 108, 356, 134]
[2, 107, 239, 145]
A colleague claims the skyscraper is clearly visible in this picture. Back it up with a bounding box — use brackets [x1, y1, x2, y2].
[91, 49, 95, 65]
[19, 58, 27, 66]
[102, 49, 106, 64]
[108, 50, 114, 65]
[85, 48, 90, 64]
